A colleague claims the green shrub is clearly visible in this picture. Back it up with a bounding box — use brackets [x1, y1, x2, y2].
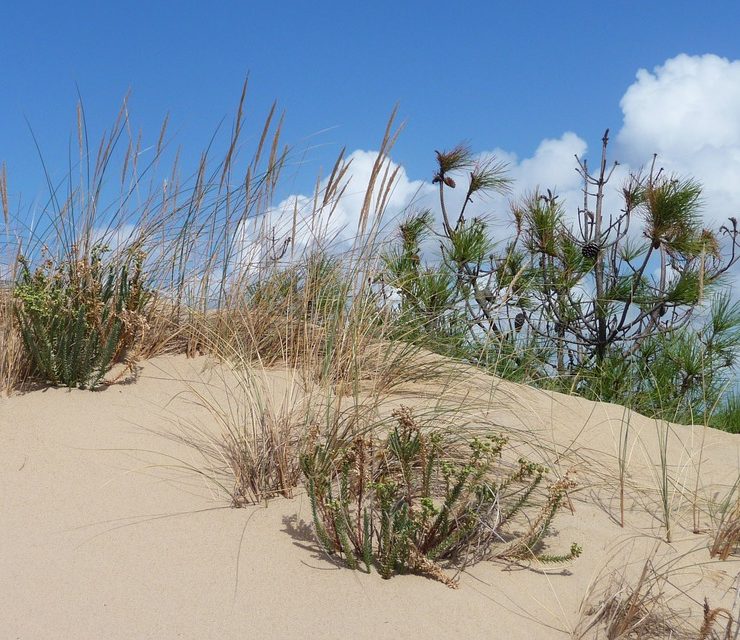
[301, 405, 580, 587]
[380, 141, 740, 430]
[14, 244, 149, 389]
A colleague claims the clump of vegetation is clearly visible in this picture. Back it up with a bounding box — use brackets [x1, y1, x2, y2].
[584, 557, 689, 639]
[578, 548, 738, 640]
[301, 405, 580, 587]
[1, 167, 28, 393]
[0, 280, 26, 393]
[13, 243, 149, 389]
[166, 362, 307, 506]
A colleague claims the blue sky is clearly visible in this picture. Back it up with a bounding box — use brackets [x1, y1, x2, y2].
[3, 0, 740, 201]
[2, 0, 740, 306]
[2, 1, 739, 392]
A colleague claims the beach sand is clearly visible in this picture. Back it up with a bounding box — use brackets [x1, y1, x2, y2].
[2, 355, 738, 638]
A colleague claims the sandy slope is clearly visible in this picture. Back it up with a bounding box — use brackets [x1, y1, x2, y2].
[1, 355, 738, 639]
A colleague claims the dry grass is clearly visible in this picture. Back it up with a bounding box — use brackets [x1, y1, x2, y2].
[162, 312, 451, 508]
[709, 480, 740, 561]
[0, 83, 411, 391]
[576, 550, 689, 639]
[0, 163, 27, 393]
[605, 561, 685, 639]
[699, 597, 737, 640]
[0, 85, 452, 513]
[16, 88, 439, 506]
[0, 285, 27, 393]
[576, 542, 739, 640]
[164, 361, 309, 505]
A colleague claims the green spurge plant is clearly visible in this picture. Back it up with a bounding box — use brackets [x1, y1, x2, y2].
[301, 406, 580, 588]
[14, 244, 149, 389]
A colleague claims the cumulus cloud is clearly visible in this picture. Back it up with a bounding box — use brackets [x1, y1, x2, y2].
[434, 54, 740, 259]
[234, 149, 434, 267]
[617, 53, 740, 225]
[505, 132, 588, 191]
[618, 54, 740, 159]
[256, 53, 740, 278]
[482, 133, 590, 221]
[294, 149, 432, 242]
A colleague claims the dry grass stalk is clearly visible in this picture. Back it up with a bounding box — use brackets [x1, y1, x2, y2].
[576, 549, 691, 640]
[699, 598, 736, 640]
[0, 162, 9, 226]
[0, 286, 28, 393]
[710, 488, 740, 561]
[1, 167, 27, 393]
[576, 541, 740, 640]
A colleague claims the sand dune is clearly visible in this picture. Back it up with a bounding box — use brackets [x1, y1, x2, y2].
[2, 355, 738, 638]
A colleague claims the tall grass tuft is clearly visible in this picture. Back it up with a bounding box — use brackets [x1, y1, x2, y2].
[577, 545, 738, 639]
[166, 359, 308, 505]
[0, 282, 27, 393]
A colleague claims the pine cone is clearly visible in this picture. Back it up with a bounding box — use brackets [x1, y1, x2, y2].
[514, 311, 526, 331]
[581, 242, 600, 259]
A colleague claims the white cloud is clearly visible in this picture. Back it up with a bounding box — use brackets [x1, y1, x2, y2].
[458, 133, 632, 239]
[615, 54, 740, 291]
[237, 149, 433, 262]
[507, 132, 587, 191]
[449, 54, 740, 238]
[446, 54, 740, 272]
[252, 53, 739, 285]
[618, 54, 740, 159]
[497, 133, 595, 226]
[307, 149, 433, 242]
[617, 53, 740, 226]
